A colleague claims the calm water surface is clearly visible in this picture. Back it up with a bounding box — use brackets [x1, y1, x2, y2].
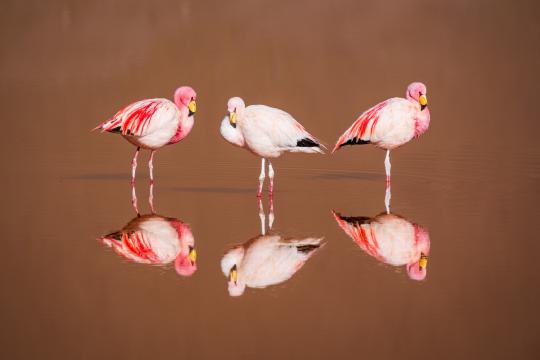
[1, 1, 539, 359]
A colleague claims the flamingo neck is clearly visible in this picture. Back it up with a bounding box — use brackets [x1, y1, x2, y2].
[169, 106, 194, 144]
[414, 107, 430, 137]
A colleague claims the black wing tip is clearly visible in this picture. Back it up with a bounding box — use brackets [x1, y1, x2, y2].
[335, 214, 372, 225]
[340, 138, 370, 148]
[297, 138, 320, 147]
[296, 244, 321, 254]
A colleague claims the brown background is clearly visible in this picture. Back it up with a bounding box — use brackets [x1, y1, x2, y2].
[1, 0, 539, 359]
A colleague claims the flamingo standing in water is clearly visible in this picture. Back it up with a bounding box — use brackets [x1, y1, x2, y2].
[332, 211, 430, 281]
[333, 82, 430, 183]
[220, 97, 324, 197]
[94, 86, 197, 183]
[100, 214, 197, 277]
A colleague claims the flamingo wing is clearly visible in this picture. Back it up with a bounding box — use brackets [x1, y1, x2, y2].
[94, 98, 173, 137]
[332, 212, 382, 259]
[332, 99, 390, 153]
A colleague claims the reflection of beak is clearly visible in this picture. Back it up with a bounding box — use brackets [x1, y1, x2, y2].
[419, 253, 428, 270]
[188, 100, 197, 116]
[229, 112, 236, 128]
[229, 264, 238, 283]
[419, 94, 428, 110]
[188, 246, 197, 265]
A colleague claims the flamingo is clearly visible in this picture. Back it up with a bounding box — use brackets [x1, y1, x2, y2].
[94, 86, 197, 183]
[332, 82, 430, 184]
[220, 97, 324, 197]
[332, 211, 430, 281]
[220, 198, 324, 296]
[99, 214, 197, 277]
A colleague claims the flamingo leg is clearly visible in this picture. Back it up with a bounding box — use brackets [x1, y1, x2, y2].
[268, 160, 275, 196]
[131, 182, 139, 214]
[258, 197, 266, 235]
[149, 150, 155, 184]
[131, 147, 140, 184]
[257, 158, 266, 197]
[385, 150, 391, 185]
[149, 182, 155, 214]
[385, 183, 391, 214]
[268, 196, 274, 230]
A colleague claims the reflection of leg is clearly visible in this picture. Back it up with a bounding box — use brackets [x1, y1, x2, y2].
[148, 150, 155, 184]
[149, 182, 155, 214]
[385, 183, 391, 214]
[257, 158, 266, 198]
[258, 197, 266, 235]
[131, 147, 140, 184]
[268, 196, 274, 230]
[384, 150, 391, 185]
[268, 160, 275, 196]
[131, 182, 139, 214]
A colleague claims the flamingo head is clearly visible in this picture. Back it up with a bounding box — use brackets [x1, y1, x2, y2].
[406, 82, 428, 111]
[221, 246, 246, 297]
[226, 97, 246, 128]
[406, 225, 431, 281]
[174, 245, 197, 277]
[174, 86, 197, 116]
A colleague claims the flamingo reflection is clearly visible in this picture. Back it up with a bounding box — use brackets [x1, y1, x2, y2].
[333, 187, 430, 281]
[99, 184, 197, 276]
[221, 199, 324, 296]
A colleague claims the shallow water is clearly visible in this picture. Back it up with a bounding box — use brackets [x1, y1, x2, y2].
[1, 0, 540, 359]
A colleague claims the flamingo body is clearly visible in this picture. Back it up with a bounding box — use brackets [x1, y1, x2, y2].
[100, 214, 197, 276]
[333, 212, 430, 280]
[94, 86, 197, 182]
[332, 82, 430, 182]
[220, 97, 323, 196]
[221, 235, 323, 296]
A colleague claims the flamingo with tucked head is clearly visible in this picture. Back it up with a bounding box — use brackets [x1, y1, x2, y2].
[220, 97, 324, 197]
[94, 86, 197, 183]
[333, 211, 430, 281]
[333, 82, 430, 184]
[99, 214, 197, 277]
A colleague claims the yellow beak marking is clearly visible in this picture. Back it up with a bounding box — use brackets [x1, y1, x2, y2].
[188, 100, 197, 114]
[419, 253, 428, 269]
[419, 95, 428, 107]
[229, 268, 238, 283]
[229, 112, 237, 126]
[188, 248, 197, 263]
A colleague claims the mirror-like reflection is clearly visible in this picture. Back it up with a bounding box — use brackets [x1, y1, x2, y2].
[221, 199, 324, 296]
[333, 186, 430, 281]
[99, 184, 197, 276]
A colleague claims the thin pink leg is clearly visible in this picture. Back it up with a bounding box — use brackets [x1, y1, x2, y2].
[385, 150, 391, 185]
[131, 182, 139, 214]
[385, 182, 391, 214]
[257, 158, 266, 198]
[149, 150, 155, 184]
[268, 196, 274, 230]
[131, 147, 140, 184]
[149, 182, 155, 214]
[268, 160, 275, 197]
[258, 197, 265, 235]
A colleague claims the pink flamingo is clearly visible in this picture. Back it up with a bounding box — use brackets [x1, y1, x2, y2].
[333, 82, 430, 183]
[221, 199, 323, 296]
[94, 86, 197, 183]
[332, 211, 430, 281]
[100, 214, 197, 277]
[220, 97, 324, 197]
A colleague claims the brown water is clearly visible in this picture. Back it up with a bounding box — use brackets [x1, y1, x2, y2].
[1, 0, 540, 359]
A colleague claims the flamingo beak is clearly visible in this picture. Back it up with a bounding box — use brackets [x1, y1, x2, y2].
[188, 100, 197, 116]
[419, 94, 428, 110]
[419, 253, 428, 270]
[188, 246, 197, 265]
[229, 264, 238, 284]
[229, 112, 237, 128]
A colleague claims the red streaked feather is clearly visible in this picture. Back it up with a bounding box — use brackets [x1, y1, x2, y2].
[96, 99, 162, 136]
[332, 99, 389, 153]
